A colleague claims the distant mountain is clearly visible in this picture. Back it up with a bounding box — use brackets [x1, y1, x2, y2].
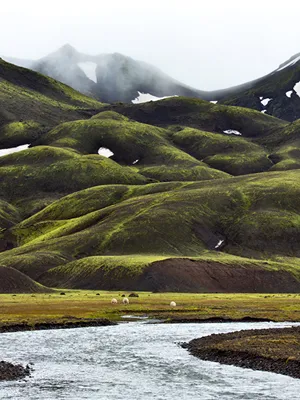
[216, 53, 300, 121]
[3, 44, 209, 103]
[4, 45, 300, 121]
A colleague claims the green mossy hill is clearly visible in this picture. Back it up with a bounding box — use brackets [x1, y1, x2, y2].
[32, 115, 229, 181]
[37, 253, 300, 292]
[0, 266, 51, 293]
[171, 127, 272, 175]
[38, 255, 165, 289]
[0, 200, 21, 231]
[137, 165, 229, 181]
[91, 111, 129, 121]
[256, 121, 300, 171]
[0, 59, 102, 147]
[33, 116, 203, 165]
[0, 146, 147, 207]
[4, 170, 300, 285]
[102, 97, 286, 136]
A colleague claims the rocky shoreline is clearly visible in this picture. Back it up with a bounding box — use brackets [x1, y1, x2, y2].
[0, 361, 32, 381]
[0, 318, 116, 334]
[183, 326, 300, 379]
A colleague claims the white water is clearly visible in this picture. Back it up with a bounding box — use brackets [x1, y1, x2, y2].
[0, 321, 299, 399]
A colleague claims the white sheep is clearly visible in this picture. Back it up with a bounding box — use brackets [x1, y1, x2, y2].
[111, 298, 118, 304]
[170, 301, 176, 307]
[122, 297, 129, 305]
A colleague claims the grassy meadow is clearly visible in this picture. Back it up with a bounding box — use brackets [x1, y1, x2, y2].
[0, 291, 300, 327]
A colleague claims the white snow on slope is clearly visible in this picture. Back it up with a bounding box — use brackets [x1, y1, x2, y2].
[0, 144, 29, 157]
[261, 98, 272, 107]
[223, 129, 242, 136]
[277, 55, 300, 72]
[286, 90, 293, 98]
[98, 147, 114, 158]
[210, 100, 218, 104]
[261, 110, 267, 114]
[294, 82, 300, 97]
[215, 239, 224, 249]
[78, 62, 97, 83]
[132, 92, 178, 104]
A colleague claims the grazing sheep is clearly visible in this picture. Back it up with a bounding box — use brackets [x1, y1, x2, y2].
[111, 298, 118, 304]
[170, 301, 176, 307]
[122, 297, 129, 305]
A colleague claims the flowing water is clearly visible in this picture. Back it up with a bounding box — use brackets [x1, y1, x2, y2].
[0, 321, 299, 399]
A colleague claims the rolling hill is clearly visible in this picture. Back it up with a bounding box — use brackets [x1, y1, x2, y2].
[1, 60, 300, 292]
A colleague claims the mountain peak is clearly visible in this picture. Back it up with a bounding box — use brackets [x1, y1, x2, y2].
[54, 43, 79, 59]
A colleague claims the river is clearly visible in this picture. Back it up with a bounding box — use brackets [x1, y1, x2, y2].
[0, 321, 299, 399]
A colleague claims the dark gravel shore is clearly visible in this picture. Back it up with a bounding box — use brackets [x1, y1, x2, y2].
[0, 318, 116, 334]
[0, 361, 31, 381]
[184, 326, 300, 379]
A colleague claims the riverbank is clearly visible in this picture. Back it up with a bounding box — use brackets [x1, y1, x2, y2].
[0, 318, 116, 334]
[185, 326, 300, 379]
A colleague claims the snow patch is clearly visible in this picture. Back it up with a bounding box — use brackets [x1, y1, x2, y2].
[261, 98, 272, 107]
[293, 82, 300, 97]
[210, 100, 218, 104]
[77, 62, 97, 83]
[215, 240, 224, 249]
[259, 96, 263, 100]
[261, 110, 267, 114]
[132, 92, 178, 104]
[132, 159, 139, 165]
[0, 144, 30, 157]
[286, 90, 293, 98]
[277, 55, 300, 72]
[98, 147, 114, 158]
[223, 129, 242, 136]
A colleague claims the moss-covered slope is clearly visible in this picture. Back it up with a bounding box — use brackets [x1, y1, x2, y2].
[2, 170, 300, 289]
[2, 72, 300, 292]
[101, 97, 286, 134]
[0, 58, 102, 148]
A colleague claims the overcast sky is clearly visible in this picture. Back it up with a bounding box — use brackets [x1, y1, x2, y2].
[2, 0, 300, 90]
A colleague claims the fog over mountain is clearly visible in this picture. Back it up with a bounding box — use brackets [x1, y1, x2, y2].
[2, 0, 300, 90]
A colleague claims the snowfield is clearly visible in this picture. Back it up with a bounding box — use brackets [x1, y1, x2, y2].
[98, 147, 114, 158]
[132, 92, 178, 104]
[223, 129, 242, 136]
[0, 144, 30, 157]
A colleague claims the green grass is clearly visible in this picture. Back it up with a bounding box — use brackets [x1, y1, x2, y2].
[3, 170, 300, 286]
[0, 292, 300, 325]
[0, 146, 147, 209]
